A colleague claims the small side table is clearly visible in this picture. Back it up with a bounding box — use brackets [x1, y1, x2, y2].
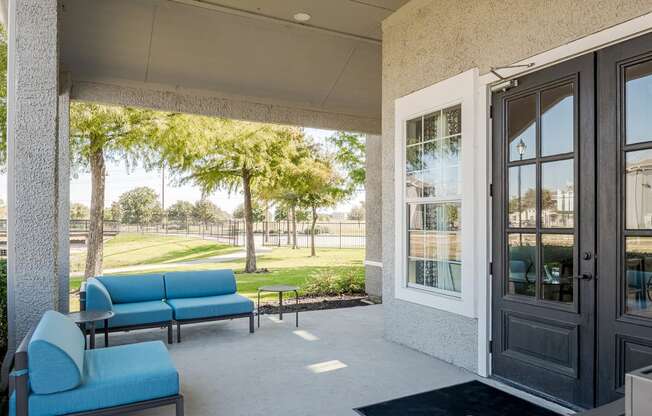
[257, 285, 299, 328]
[67, 310, 114, 349]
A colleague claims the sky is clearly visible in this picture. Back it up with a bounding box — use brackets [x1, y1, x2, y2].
[0, 128, 364, 215]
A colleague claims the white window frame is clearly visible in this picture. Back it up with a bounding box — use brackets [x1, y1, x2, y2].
[394, 69, 479, 318]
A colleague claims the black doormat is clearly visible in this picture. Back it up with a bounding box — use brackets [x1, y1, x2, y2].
[354, 381, 560, 416]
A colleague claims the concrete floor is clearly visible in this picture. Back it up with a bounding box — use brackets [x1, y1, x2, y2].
[103, 305, 571, 416]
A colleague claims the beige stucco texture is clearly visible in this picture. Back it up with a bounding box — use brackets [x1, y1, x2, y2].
[381, 0, 652, 371]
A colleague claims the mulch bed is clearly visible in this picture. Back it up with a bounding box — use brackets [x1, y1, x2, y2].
[258, 295, 379, 314]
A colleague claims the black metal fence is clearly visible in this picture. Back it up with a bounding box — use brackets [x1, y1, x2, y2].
[62, 219, 366, 249]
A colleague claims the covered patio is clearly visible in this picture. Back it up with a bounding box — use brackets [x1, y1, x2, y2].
[103, 305, 565, 416]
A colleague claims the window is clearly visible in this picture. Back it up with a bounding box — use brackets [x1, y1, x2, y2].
[393, 68, 479, 318]
[405, 106, 462, 295]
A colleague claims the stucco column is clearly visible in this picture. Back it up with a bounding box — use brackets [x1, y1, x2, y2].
[364, 134, 382, 299]
[6, 0, 66, 348]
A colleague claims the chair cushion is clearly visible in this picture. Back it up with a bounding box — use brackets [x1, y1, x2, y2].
[97, 274, 166, 304]
[85, 278, 113, 312]
[165, 270, 237, 299]
[167, 294, 254, 320]
[101, 301, 173, 329]
[11, 341, 179, 416]
[28, 311, 85, 395]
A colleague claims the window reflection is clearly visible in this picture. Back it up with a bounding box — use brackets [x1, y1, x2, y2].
[541, 234, 574, 303]
[626, 60, 652, 144]
[626, 149, 652, 229]
[508, 164, 536, 228]
[508, 233, 537, 297]
[541, 159, 574, 228]
[407, 202, 461, 293]
[508, 94, 537, 161]
[541, 83, 574, 156]
[625, 237, 652, 318]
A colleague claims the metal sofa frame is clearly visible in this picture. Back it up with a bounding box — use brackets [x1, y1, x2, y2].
[175, 311, 254, 342]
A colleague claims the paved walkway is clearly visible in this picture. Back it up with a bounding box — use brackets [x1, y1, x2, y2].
[70, 247, 273, 276]
[101, 305, 570, 416]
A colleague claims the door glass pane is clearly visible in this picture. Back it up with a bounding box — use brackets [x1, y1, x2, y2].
[541, 159, 574, 228]
[626, 149, 652, 229]
[508, 233, 537, 297]
[406, 117, 422, 145]
[625, 236, 652, 318]
[625, 60, 652, 144]
[541, 83, 574, 156]
[541, 234, 574, 303]
[508, 94, 537, 161]
[508, 164, 536, 228]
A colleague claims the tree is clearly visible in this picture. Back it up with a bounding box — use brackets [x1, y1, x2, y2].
[118, 187, 162, 227]
[167, 200, 194, 223]
[158, 115, 304, 272]
[70, 203, 90, 220]
[232, 202, 264, 222]
[193, 199, 229, 225]
[70, 103, 164, 279]
[109, 201, 123, 223]
[347, 202, 365, 222]
[296, 156, 347, 256]
[0, 26, 8, 167]
[326, 132, 365, 192]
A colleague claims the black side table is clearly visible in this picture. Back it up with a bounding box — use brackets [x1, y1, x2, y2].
[257, 285, 299, 328]
[67, 310, 114, 349]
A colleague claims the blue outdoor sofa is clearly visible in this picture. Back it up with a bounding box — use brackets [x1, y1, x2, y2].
[85, 269, 254, 343]
[8, 310, 183, 416]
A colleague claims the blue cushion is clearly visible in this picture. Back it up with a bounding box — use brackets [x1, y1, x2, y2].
[28, 311, 85, 395]
[167, 294, 254, 320]
[10, 341, 179, 416]
[97, 274, 165, 304]
[85, 278, 113, 312]
[99, 301, 173, 329]
[164, 270, 237, 299]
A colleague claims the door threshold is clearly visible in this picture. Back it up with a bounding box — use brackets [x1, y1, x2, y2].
[486, 375, 582, 415]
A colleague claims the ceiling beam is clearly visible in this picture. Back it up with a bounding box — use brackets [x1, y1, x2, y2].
[168, 0, 382, 45]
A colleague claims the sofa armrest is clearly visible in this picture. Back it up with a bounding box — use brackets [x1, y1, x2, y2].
[86, 278, 114, 312]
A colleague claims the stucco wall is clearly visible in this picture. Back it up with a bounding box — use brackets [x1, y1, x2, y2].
[365, 134, 382, 299]
[381, 0, 652, 372]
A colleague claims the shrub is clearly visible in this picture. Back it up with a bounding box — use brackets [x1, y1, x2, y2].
[302, 268, 365, 297]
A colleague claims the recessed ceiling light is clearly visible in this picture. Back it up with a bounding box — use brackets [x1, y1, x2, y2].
[293, 12, 311, 22]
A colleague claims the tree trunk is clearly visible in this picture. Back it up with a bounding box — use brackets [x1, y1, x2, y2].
[263, 201, 270, 243]
[290, 204, 297, 249]
[310, 205, 317, 257]
[242, 170, 257, 273]
[286, 209, 291, 246]
[84, 139, 106, 280]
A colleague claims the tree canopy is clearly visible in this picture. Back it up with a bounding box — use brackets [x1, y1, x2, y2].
[118, 187, 162, 225]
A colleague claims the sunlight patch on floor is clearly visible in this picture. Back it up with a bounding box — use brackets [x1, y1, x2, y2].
[306, 360, 347, 374]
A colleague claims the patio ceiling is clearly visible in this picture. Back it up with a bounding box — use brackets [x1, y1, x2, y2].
[58, 0, 409, 122]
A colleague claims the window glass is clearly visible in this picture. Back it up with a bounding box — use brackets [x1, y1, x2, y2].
[626, 149, 652, 229]
[508, 233, 537, 297]
[626, 60, 652, 144]
[405, 104, 462, 295]
[541, 159, 574, 228]
[508, 164, 536, 228]
[541, 83, 574, 156]
[541, 234, 574, 303]
[625, 237, 652, 318]
[508, 94, 537, 161]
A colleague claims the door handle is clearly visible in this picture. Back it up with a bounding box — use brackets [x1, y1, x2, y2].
[573, 273, 593, 281]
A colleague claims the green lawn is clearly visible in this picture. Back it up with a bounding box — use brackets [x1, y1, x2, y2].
[70, 233, 240, 273]
[69, 233, 364, 306]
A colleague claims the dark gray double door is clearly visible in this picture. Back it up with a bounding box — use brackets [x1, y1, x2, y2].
[492, 32, 652, 409]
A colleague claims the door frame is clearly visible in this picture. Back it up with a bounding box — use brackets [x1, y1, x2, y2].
[474, 12, 652, 380]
